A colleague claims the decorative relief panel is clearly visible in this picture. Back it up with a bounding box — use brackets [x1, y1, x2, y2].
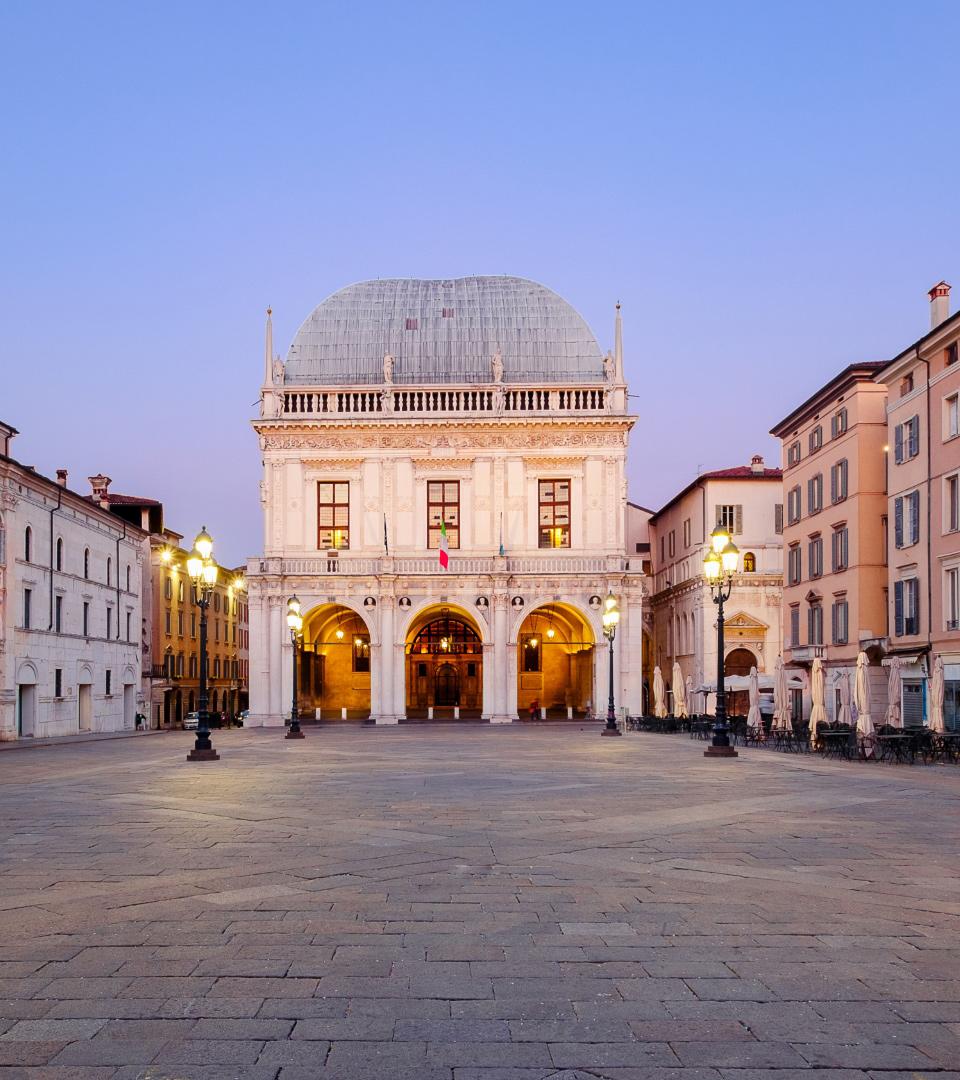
[262, 430, 627, 451]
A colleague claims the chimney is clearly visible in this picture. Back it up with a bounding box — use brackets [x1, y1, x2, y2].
[56, 469, 68, 487]
[929, 281, 951, 328]
[88, 474, 112, 508]
[750, 454, 765, 474]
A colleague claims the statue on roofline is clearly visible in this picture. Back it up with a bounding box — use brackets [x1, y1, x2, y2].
[491, 347, 504, 384]
[383, 353, 394, 384]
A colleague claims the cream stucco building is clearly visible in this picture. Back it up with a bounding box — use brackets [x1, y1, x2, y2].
[247, 277, 646, 725]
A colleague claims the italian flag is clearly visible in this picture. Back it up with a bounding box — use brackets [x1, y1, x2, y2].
[438, 520, 449, 570]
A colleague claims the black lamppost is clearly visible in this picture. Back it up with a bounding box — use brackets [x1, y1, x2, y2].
[703, 524, 740, 759]
[186, 527, 219, 762]
[600, 592, 622, 736]
[286, 595, 305, 739]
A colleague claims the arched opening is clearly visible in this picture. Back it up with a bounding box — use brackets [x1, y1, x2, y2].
[405, 606, 483, 717]
[56, 537, 63, 571]
[16, 663, 37, 737]
[742, 551, 756, 573]
[724, 647, 758, 717]
[24, 526, 32, 563]
[516, 603, 595, 719]
[300, 603, 372, 721]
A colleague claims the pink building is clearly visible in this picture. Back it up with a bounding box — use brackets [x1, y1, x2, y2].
[771, 364, 889, 722]
[876, 283, 960, 728]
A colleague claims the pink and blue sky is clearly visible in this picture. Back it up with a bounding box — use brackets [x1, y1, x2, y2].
[3, 1, 958, 565]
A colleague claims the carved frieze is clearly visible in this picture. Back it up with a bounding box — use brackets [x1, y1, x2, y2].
[262, 429, 627, 452]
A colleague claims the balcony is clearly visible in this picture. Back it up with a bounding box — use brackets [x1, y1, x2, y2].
[787, 645, 825, 663]
[280, 385, 610, 421]
[249, 553, 641, 578]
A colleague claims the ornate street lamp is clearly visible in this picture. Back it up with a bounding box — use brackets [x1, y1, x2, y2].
[703, 524, 740, 758]
[186, 527, 219, 761]
[286, 595, 305, 739]
[600, 592, 621, 736]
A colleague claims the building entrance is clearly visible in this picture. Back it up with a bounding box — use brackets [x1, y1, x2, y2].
[298, 603, 372, 721]
[405, 610, 482, 716]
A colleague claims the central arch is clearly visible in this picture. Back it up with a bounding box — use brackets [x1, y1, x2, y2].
[405, 606, 483, 717]
[300, 603, 372, 721]
[516, 603, 595, 719]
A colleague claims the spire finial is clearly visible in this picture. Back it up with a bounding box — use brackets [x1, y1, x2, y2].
[614, 299, 623, 377]
[264, 305, 274, 387]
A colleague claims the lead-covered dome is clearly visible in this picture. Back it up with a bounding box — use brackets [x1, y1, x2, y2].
[283, 276, 604, 386]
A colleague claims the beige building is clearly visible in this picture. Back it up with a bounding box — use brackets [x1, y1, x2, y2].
[248, 277, 646, 725]
[771, 363, 888, 720]
[876, 282, 960, 728]
[647, 457, 783, 713]
[85, 475, 250, 729]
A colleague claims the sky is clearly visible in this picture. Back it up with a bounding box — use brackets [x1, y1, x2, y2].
[3, 1, 959, 565]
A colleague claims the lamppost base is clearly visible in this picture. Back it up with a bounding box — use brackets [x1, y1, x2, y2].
[285, 730, 306, 740]
[600, 728, 623, 737]
[187, 748, 220, 761]
[704, 745, 739, 758]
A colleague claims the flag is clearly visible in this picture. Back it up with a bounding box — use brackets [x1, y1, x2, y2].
[438, 520, 449, 570]
[498, 512, 505, 557]
[383, 514, 389, 554]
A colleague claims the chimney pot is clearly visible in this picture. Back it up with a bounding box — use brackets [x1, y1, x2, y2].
[56, 469, 68, 487]
[929, 280, 951, 329]
[750, 454, 764, 474]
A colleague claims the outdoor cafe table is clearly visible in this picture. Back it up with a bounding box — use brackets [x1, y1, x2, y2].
[876, 733, 921, 764]
[818, 727, 856, 760]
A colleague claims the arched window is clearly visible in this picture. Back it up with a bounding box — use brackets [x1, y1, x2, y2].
[83, 548, 90, 579]
[126, 565, 131, 591]
[106, 557, 112, 585]
[55, 537, 63, 571]
[743, 552, 757, 573]
[24, 526, 32, 562]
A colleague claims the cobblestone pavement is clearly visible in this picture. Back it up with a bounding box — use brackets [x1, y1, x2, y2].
[1, 724, 960, 1080]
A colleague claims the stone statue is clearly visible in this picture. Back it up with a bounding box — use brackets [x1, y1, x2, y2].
[493, 384, 505, 416]
[383, 353, 394, 384]
[491, 347, 504, 384]
[603, 351, 615, 382]
[272, 355, 285, 385]
[381, 388, 393, 414]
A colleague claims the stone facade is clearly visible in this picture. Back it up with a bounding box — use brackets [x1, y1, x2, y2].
[0, 430, 146, 740]
[247, 278, 646, 725]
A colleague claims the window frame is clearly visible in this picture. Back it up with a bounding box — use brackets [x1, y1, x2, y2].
[427, 480, 461, 551]
[538, 478, 571, 549]
[317, 480, 351, 550]
[808, 425, 823, 453]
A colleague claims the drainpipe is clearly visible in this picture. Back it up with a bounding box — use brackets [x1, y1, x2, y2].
[47, 487, 63, 630]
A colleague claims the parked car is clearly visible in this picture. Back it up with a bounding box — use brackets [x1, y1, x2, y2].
[184, 712, 200, 731]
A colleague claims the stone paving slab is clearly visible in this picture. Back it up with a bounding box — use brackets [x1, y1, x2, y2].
[1, 724, 960, 1077]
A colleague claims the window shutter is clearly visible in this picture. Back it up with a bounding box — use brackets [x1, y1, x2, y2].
[734, 505, 743, 534]
[831, 602, 838, 644]
[910, 490, 920, 544]
[714, 505, 721, 527]
[894, 424, 904, 464]
[909, 415, 920, 457]
[894, 581, 904, 636]
[807, 478, 813, 510]
[894, 497, 904, 548]
[830, 414, 837, 439]
[775, 503, 783, 534]
[830, 466, 837, 503]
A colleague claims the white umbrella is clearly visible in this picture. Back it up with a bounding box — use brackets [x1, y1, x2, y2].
[855, 651, 874, 743]
[746, 666, 762, 730]
[837, 671, 852, 727]
[686, 674, 695, 716]
[672, 661, 688, 719]
[809, 657, 827, 740]
[772, 655, 792, 732]
[653, 666, 667, 718]
[885, 657, 902, 729]
[931, 655, 946, 734]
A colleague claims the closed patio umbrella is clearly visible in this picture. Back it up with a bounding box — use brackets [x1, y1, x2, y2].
[885, 657, 902, 729]
[855, 651, 874, 743]
[747, 666, 762, 730]
[809, 657, 827, 740]
[931, 655, 946, 734]
[772, 655, 792, 732]
[672, 661, 688, 719]
[837, 671, 852, 727]
[653, 665, 667, 718]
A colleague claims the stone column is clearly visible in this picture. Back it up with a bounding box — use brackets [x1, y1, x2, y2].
[265, 594, 285, 727]
[377, 598, 398, 724]
[490, 593, 512, 722]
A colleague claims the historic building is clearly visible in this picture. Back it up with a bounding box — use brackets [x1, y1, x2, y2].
[647, 458, 783, 712]
[247, 276, 645, 725]
[875, 282, 960, 727]
[83, 475, 250, 729]
[0, 428, 146, 739]
[771, 365, 889, 722]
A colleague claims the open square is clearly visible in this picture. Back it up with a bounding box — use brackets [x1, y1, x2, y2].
[2, 726, 960, 1078]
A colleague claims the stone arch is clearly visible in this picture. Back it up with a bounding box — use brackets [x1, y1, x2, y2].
[16, 661, 38, 685]
[403, 603, 485, 717]
[513, 602, 596, 719]
[300, 601, 373, 721]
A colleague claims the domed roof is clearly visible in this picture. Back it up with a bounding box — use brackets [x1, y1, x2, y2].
[283, 276, 604, 386]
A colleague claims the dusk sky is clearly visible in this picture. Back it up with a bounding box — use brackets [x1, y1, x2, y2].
[3, 1, 959, 566]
